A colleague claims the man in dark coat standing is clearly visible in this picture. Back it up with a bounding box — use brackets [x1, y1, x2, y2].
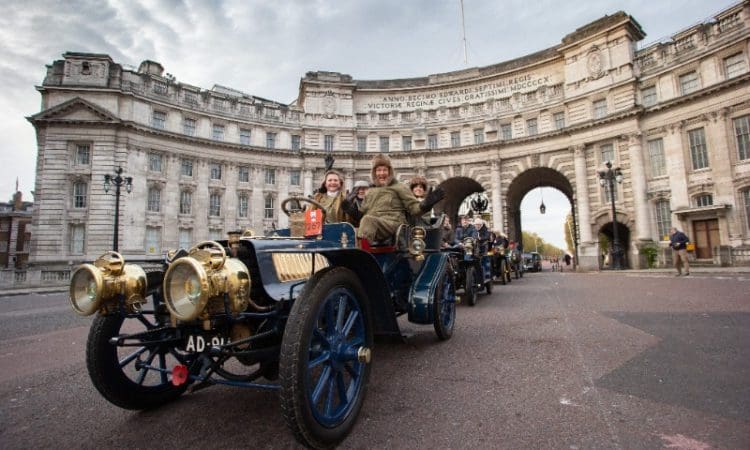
[669, 227, 690, 276]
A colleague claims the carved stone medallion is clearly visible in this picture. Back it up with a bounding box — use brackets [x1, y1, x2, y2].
[586, 46, 604, 80]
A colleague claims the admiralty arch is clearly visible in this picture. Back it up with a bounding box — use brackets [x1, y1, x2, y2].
[25, 2, 750, 281]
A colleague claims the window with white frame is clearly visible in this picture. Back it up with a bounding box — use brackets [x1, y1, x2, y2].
[265, 168, 276, 185]
[688, 128, 709, 170]
[179, 190, 192, 215]
[290, 169, 301, 186]
[183, 118, 196, 136]
[74, 144, 90, 165]
[291, 135, 301, 151]
[72, 182, 87, 208]
[642, 86, 657, 107]
[148, 153, 163, 172]
[152, 110, 166, 129]
[694, 194, 713, 207]
[210, 163, 222, 180]
[212, 124, 225, 141]
[379, 136, 389, 152]
[357, 136, 367, 152]
[450, 132, 460, 147]
[69, 224, 85, 254]
[266, 132, 276, 149]
[600, 143, 615, 164]
[145, 226, 161, 255]
[474, 128, 484, 145]
[655, 200, 671, 240]
[527, 118, 538, 136]
[181, 159, 193, 177]
[724, 53, 747, 79]
[744, 190, 750, 231]
[501, 124, 512, 140]
[553, 112, 565, 130]
[209, 193, 221, 217]
[324, 135, 334, 152]
[428, 134, 438, 150]
[402, 136, 412, 151]
[238, 166, 250, 183]
[179, 228, 192, 250]
[647, 138, 666, 177]
[593, 99, 607, 119]
[237, 193, 249, 218]
[147, 187, 161, 212]
[264, 194, 275, 219]
[733, 115, 750, 160]
[240, 128, 252, 145]
[679, 71, 699, 95]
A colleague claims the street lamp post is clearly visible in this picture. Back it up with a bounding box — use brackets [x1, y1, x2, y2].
[103, 167, 133, 252]
[598, 161, 624, 270]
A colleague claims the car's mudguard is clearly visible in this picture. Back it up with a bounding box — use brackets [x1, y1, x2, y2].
[407, 252, 450, 325]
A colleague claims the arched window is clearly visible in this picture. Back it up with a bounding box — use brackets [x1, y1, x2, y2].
[694, 194, 713, 207]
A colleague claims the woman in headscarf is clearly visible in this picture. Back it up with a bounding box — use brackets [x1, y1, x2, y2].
[311, 169, 348, 223]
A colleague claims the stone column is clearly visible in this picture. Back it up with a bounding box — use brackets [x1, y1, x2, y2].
[303, 168, 314, 198]
[665, 123, 689, 224]
[277, 168, 289, 229]
[573, 144, 597, 270]
[626, 133, 651, 241]
[490, 160, 504, 232]
[251, 167, 264, 231]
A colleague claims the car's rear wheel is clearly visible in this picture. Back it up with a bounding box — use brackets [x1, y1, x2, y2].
[280, 267, 373, 449]
[433, 262, 456, 340]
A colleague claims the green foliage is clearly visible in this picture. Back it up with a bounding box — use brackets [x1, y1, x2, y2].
[564, 213, 574, 253]
[522, 231, 565, 257]
[642, 244, 659, 269]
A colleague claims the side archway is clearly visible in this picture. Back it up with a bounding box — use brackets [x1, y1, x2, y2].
[436, 176, 485, 221]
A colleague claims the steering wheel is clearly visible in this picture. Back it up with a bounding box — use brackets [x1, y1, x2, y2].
[281, 196, 328, 222]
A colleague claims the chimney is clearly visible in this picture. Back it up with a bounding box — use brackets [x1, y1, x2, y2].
[13, 191, 22, 211]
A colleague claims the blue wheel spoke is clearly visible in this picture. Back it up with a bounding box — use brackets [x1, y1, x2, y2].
[312, 365, 332, 404]
[308, 351, 331, 370]
[336, 295, 347, 332]
[343, 361, 359, 378]
[119, 345, 148, 368]
[336, 370, 349, 403]
[324, 372, 336, 416]
[136, 349, 159, 385]
[342, 309, 359, 336]
[158, 352, 168, 384]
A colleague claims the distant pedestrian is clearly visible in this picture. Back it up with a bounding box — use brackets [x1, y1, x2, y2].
[669, 227, 690, 276]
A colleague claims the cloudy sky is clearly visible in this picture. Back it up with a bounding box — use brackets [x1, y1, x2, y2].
[0, 0, 739, 248]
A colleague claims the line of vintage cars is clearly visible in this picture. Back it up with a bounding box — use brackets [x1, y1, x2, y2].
[68, 197, 533, 449]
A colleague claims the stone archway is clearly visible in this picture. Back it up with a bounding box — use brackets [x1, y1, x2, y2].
[504, 167, 576, 253]
[436, 176, 485, 222]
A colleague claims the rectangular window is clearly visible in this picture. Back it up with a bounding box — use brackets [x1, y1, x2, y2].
[655, 200, 671, 240]
[402, 136, 412, 151]
[401, 112, 412, 121]
[357, 137, 367, 152]
[379, 136, 389, 152]
[179, 228, 192, 250]
[152, 111, 166, 129]
[73, 182, 87, 208]
[679, 71, 699, 95]
[642, 86, 657, 107]
[600, 143, 615, 164]
[210, 163, 222, 180]
[237, 194, 249, 218]
[290, 169, 301, 186]
[183, 118, 196, 136]
[694, 194, 713, 207]
[527, 118, 538, 136]
[593, 99, 607, 119]
[209, 229, 223, 241]
[291, 135, 301, 151]
[688, 128, 709, 170]
[553, 112, 565, 130]
[212, 124, 225, 141]
[602, 179, 619, 202]
[147, 188, 161, 212]
[238, 166, 250, 183]
[356, 113, 367, 122]
[473, 104, 483, 115]
[266, 132, 276, 149]
[209, 193, 221, 217]
[240, 128, 251, 145]
[724, 53, 747, 79]
[451, 132, 461, 147]
[153, 81, 167, 95]
[733, 115, 750, 160]
[745, 190, 750, 231]
[428, 110, 437, 119]
[179, 190, 192, 215]
[265, 168, 276, 185]
[145, 226, 161, 255]
[264, 195, 275, 219]
[75, 144, 90, 165]
[184, 92, 198, 107]
[324, 135, 334, 152]
[449, 107, 460, 118]
[148, 153, 163, 172]
[428, 134, 438, 150]
[69, 224, 85, 254]
[378, 113, 389, 122]
[181, 159, 193, 177]
[473, 128, 484, 145]
[501, 124, 512, 140]
[647, 138, 666, 177]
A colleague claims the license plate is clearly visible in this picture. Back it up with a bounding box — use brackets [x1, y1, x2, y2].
[183, 334, 229, 352]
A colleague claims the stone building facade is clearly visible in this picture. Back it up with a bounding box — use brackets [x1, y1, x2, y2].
[25, 1, 750, 281]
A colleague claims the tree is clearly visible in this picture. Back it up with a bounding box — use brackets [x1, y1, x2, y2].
[521, 231, 564, 257]
[564, 213, 575, 253]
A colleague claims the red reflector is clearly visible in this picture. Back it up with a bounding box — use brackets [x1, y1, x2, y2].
[172, 365, 188, 386]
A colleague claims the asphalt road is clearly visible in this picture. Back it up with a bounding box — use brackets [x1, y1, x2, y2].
[0, 270, 748, 449]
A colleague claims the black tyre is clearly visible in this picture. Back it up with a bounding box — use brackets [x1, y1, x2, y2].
[280, 267, 373, 449]
[485, 278, 493, 294]
[465, 267, 477, 306]
[86, 313, 189, 410]
[433, 262, 456, 340]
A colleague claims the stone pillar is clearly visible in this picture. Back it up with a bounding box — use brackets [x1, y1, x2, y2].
[277, 168, 289, 229]
[251, 167, 264, 231]
[665, 123, 689, 225]
[490, 160, 504, 232]
[573, 145, 597, 269]
[626, 133, 651, 241]
[303, 169, 314, 198]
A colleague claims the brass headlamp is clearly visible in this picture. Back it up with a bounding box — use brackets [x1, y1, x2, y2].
[163, 241, 250, 322]
[69, 251, 147, 316]
[409, 227, 426, 261]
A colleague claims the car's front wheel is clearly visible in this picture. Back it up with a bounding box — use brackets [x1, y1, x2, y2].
[433, 262, 456, 340]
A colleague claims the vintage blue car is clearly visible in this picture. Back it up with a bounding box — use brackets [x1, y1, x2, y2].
[68, 197, 456, 449]
[451, 235, 493, 306]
